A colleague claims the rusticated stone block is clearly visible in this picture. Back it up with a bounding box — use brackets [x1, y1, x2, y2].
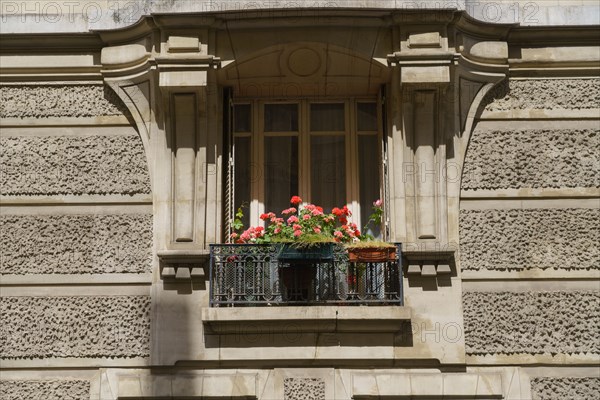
[0, 296, 150, 359]
[0, 379, 90, 400]
[462, 129, 599, 190]
[484, 78, 600, 111]
[459, 208, 599, 271]
[531, 377, 600, 400]
[463, 291, 600, 356]
[284, 378, 326, 400]
[0, 214, 152, 275]
[1, 135, 151, 196]
[0, 85, 126, 118]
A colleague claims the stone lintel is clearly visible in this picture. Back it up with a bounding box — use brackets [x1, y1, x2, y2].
[202, 306, 411, 334]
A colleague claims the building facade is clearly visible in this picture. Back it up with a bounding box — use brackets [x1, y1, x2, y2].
[1, 1, 599, 399]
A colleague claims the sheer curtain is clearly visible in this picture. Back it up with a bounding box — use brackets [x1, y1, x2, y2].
[311, 136, 345, 211]
[264, 136, 298, 214]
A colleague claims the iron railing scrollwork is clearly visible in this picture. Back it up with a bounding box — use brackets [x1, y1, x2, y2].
[209, 243, 403, 307]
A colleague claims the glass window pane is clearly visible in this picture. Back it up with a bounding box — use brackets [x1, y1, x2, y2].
[234, 104, 251, 133]
[234, 136, 251, 229]
[359, 135, 381, 238]
[310, 103, 345, 131]
[264, 104, 298, 132]
[311, 136, 345, 212]
[265, 136, 299, 214]
[357, 102, 377, 131]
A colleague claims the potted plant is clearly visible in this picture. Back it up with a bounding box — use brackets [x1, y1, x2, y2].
[230, 195, 359, 250]
[231, 196, 360, 299]
[345, 199, 396, 263]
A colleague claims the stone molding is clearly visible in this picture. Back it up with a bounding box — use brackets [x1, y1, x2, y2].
[459, 208, 599, 271]
[0, 296, 151, 360]
[0, 214, 152, 275]
[463, 291, 600, 357]
[0, 85, 127, 118]
[0, 134, 151, 196]
[96, 367, 532, 400]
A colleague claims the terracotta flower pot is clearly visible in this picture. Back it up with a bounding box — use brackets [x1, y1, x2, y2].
[347, 247, 396, 263]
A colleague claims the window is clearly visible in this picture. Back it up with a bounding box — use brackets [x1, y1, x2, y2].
[231, 98, 382, 237]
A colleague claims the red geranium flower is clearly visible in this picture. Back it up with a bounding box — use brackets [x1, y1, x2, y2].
[290, 195, 302, 205]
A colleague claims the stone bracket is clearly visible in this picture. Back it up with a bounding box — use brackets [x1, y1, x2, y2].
[158, 250, 209, 281]
[403, 251, 455, 277]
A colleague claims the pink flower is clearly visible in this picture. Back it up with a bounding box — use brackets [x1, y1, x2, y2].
[303, 214, 311, 220]
[230, 233, 238, 239]
[313, 227, 321, 234]
[373, 199, 383, 208]
[293, 224, 302, 231]
[282, 207, 297, 215]
[334, 231, 343, 238]
[287, 215, 299, 224]
[293, 230, 302, 237]
[274, 228, 281, 234]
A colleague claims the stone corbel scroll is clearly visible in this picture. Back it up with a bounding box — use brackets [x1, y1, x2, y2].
[100, 31, 220, 251]
[386, 22, 511, 250]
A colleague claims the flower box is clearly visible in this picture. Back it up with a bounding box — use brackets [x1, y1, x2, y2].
[277, 242, 334, 263]
[347, 246, 396, 263]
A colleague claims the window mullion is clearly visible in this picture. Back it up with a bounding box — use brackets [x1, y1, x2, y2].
[253, 100, 263, 227]
[300, 100, 310, 203]
[348, 99, 361, 228]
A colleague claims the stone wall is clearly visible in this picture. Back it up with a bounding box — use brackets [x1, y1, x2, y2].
[463, 291, 600, 356]
[0, 379, 90, 400]
[0, 214, 152, 275]
[284, 378, 326, 400]
[0, 296, 151, 359]
[530, 377, 600, 400]
[462, 129, 599, 190]
[483, 78, 600, 112]
[459, 208, 599, 271]
[1, 134, 151, 196]
[0, 85, 127, 118]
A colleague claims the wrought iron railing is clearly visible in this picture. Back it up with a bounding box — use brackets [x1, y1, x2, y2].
[209, 243, 403, 306]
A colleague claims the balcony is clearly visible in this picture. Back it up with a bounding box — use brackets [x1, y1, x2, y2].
[208, 243, 403, 307]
